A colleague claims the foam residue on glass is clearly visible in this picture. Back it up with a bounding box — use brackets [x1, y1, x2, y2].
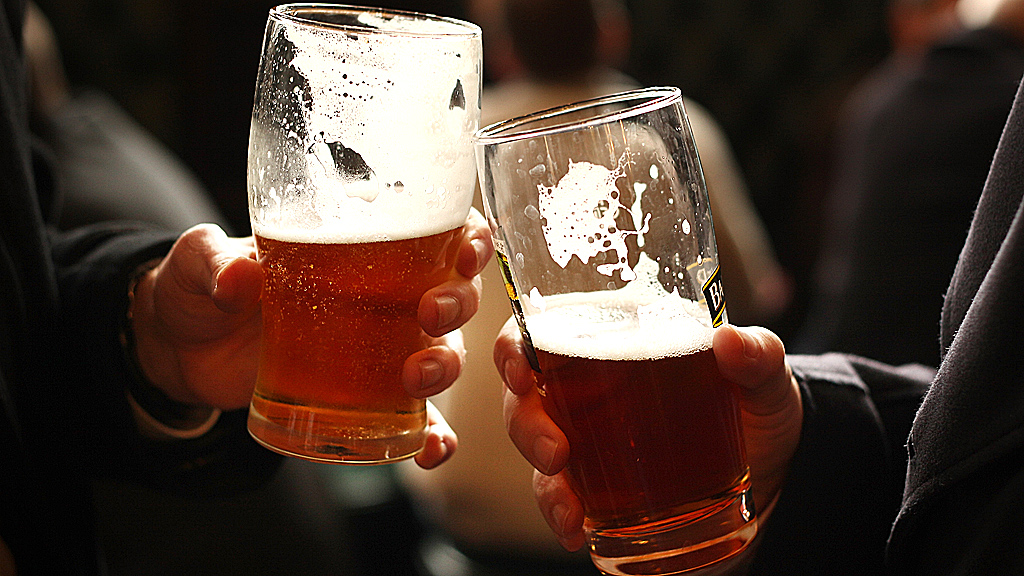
[249, 11, 481, 244]
[538, 158, 650, 282]
[524, 151, 715, 342]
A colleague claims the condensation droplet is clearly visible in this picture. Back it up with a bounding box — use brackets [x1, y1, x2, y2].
[682, 219, 691, 234]
[650, 164, 660, 179]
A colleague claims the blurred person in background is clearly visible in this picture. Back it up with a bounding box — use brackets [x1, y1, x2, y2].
[22, 1, 229, 233]
[796, 0, 1024, 367]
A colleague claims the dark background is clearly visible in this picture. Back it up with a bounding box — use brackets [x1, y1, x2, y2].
[34, 0, 891, 336]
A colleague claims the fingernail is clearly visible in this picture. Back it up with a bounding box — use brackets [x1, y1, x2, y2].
[503, 358, 516, 385]
[534, 435, 558, 474]
[436, 295, 460, 328]
[739, 329, 760, 360]
[551, 503, 570, 534]
[419, 360, 444, 390]
[211, 258, 236, 295]
[471, 238, 489, 269]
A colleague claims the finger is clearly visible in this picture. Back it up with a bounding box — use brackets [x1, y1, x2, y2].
[503, 383, 569, 476]
[456, 208, 494, 279]
[418, 275, 482, 337]
[713, 324, 795, 417]
[414, 401, 457, 469]
[401, 330, 466, 398]
[534, 469, 586, 551]
[494, 316, 536, 396]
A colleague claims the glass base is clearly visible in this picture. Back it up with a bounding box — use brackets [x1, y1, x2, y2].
[588, 489, 757, 576]
[247, 397, 425, 465]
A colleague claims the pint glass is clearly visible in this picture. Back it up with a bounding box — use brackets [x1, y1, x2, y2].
[476, 87, 756, 574]
[246, 4, 482, 464]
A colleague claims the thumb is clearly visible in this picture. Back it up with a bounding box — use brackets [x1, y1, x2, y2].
[714, 324, 794, 417]
[164, 224, 262, 314]
[713, 324, 802, 512]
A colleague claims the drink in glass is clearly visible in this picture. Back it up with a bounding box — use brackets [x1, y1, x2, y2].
[246, 4, 482, 464]
[476, 87, 756, 573]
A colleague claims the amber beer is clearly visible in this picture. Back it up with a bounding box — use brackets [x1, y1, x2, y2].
[247, 226, 464, 463]
[529, 298, 755, 575]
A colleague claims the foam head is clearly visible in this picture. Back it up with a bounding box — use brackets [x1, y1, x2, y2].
[248, 6, 482, 242]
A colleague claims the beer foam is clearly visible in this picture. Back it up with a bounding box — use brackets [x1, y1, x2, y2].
[251, 197, 461, 244]
[539, 159, 649, 282]
[250, 11, 481, 241]
[527, 290, 714, 361]
[346, 11, 475, 35]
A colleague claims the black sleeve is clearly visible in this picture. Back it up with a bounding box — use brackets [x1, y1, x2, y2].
[750, 353, 931, 576]
[14, 222, 281, 497]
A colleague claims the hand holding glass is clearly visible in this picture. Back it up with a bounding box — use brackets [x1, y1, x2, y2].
[246, 4, 482, 464]
[476, 87, 756, 574]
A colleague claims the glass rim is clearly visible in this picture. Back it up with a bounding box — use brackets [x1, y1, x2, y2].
[474, 86, 683, 145]
[270, 3, 482, 38]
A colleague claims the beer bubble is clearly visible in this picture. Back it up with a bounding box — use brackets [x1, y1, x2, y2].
[650, 164, 659, 179]
[529, 164, 546, 177]
[523, 204, 540, 220]
[682, 219, 690, 234]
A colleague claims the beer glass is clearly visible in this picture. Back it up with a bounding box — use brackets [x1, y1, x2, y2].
[246, 4, 482, 464]
[476, 87, 756, 574]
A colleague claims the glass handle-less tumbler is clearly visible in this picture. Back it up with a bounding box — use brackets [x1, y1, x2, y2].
[246, 3, 482, 465]
[476, 87, 755, 575]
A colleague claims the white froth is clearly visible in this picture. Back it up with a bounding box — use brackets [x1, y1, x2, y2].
[539, 160, 649, 282]
[251, 15, 480, 241]
[252, 181, 461, 243]
[527, 291, 714, 361]
[353, 12, 474, 35]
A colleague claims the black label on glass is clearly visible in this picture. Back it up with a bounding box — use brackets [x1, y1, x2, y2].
[495, 250, 541, 372]
[702, 265, 727, 327]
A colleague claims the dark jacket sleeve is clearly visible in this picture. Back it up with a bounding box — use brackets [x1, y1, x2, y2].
[13, 222, 281, 496]
[750, 353, 931, 576]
